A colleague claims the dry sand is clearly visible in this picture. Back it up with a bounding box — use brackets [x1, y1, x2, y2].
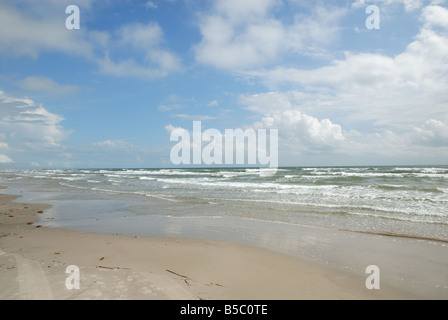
[0, 188, 417, 300]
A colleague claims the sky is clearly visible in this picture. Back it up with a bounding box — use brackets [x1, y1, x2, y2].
[0, 0, 447, 168]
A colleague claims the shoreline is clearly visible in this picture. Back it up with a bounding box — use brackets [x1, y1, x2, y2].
[0, 186, 427, 300]
[336, 228, 448, 244]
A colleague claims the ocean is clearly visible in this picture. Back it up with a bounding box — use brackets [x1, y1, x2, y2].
[1, 166, 447, 242]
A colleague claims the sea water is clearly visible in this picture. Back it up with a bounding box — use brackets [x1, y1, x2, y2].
[1, 166, 447, 241]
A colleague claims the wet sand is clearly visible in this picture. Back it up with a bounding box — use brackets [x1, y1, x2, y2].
[0, 187, 421, 300]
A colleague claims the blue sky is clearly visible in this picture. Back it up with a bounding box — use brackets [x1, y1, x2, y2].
[0, 0, 447, 168]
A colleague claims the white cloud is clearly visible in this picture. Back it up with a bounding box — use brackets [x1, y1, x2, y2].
[158, 104, 184, 112]
[0, 1, 180, 79]
[411, 119, 448, 146]
[254, 111, 346, 151]
[207, 100, 219, 107]
[165, 124, 178, 134]
[0, 1, 93, 58]
[195, 14, 284, 70]
[9, 0, 92, 11]
[97, 54, 168, 78]
[239, 92, 347, 156]
[0, 90, 71, 165]
[97, 22, 181, 78]
[115, 22, 163, 50]
[421, 4, 448, 28]
[240, 91, 448, 163]
[242, 5, 448, 132]
[158, 94, 198, 112]
[285, 6, 347, 55]
[194, 0, 346, 70]
[214, 0, 279, 23]
[18, 76, 79, 95]
[0, 154, 14, 163]
[90, 139, 133, 149]
[0, 91, 70, 150]
[352, 0, 424, 11]
[145, 1, 158, 9]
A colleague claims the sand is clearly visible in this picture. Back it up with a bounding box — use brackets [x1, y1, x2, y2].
[0, 188, 420, 300]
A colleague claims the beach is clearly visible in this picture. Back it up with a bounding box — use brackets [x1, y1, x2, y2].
[1, 185, 446, 300]
[2, 0, 448, 303]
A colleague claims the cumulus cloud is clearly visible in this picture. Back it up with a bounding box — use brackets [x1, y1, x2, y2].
[238, 87, 448, 161]
[195, 12, 284, 69]
[96, 22, 181, 78]
[411, 119, 448, 146]
[0, 90, 72, 166]
[239, 92, 347, 157]
[255, 111, 345, 150]
[0, 154, 14, 164]
[0, 1, 93, 58]
[0, 91, 71, 149]
[196, 1, 448, 163]
[421, 4, 448, 28]
[242, 5, 448, 132]
[0, 1, 180, 79]
[194, 0, 346, 70]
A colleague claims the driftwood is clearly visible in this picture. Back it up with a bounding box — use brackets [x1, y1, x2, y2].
[166, 269, 191, 279]
[96, 265, 131, 270]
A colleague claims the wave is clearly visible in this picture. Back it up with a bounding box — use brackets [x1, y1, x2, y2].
[5, 166, 448, 219]
[126, 169, 213, 176]
[375, 184, 445, 193]
[139, 177, 157, 181]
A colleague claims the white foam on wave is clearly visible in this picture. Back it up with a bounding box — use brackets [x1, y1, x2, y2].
[122, 169, 212, 176]
[139, 177, 156, 181]
[5, 167, 447, 229]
